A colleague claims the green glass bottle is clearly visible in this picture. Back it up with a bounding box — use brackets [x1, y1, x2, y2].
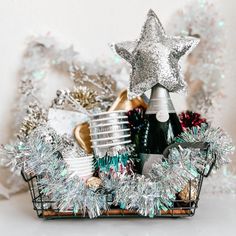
[140, 84, 183, 175]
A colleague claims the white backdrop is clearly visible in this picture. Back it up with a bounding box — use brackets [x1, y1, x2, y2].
[0, 0, 236, 181]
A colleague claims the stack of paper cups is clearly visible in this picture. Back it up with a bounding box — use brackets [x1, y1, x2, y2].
[65, 155, 94, 181]
[89, 110, 132, 158]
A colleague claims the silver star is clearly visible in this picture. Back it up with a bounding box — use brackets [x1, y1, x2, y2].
[115, 9, 200, 98]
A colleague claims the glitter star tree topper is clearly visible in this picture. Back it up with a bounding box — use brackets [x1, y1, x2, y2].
[115, 9, 200, 99]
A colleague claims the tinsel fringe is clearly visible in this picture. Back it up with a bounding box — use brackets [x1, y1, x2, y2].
[1, 124, 234, 218]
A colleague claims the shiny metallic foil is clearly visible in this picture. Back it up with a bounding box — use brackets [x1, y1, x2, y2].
[108, 89, 147, 111]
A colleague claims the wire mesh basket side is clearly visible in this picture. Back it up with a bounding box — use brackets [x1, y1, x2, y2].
[21, 141, 213, 219]
[21, 171, 204, 219]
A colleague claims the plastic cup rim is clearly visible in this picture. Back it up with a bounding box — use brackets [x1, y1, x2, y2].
[90, 110, 127, 117]
[90, 116, 128, 123]
[92, 140, 131, 148]
[90, 128, 130, 136]
[91, 134, 131, 142]
[90, 121, 129, 128]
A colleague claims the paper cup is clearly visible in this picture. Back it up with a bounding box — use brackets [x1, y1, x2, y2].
[90, 123, 129, 134]
[65, 155, 94, 176]
[89, 110, 132, 159]
[92, 140, 131, 148]
[90, 121, 129, 128]
[90, 116, 128, 125]
[92, 140, 132, 158]
[91, 135, 131, 146]
[90, 110, 127, 120]
[90, 128, 130, 136]
[90, 129, 130, 140]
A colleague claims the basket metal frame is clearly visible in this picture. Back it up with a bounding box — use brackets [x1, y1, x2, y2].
[21, 142, 213, 219]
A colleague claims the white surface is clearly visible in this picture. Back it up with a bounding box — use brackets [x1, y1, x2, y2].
[0, 192, 235, 236]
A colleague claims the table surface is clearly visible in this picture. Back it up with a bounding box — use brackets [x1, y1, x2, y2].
[0, 192, 235, 236]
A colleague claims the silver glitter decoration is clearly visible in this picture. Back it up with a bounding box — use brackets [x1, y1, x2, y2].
[108, 147, 206, 217]
[175, 124, 235, 169]
[115, 9, 200, 99]
[168, 0, 236, 196]
[70, 64, 117, 106]
[0, 122, 233, 217]
[167, 0, 226, 119]
[0, 35, 128, 197]
[1, 126, 107, 218]
[51, 89, 89, 115]
[51, 86, 114, 113]
[11, 35, 127, 141]
[18, 102, 48, 140]
[0, 125, 205, 217]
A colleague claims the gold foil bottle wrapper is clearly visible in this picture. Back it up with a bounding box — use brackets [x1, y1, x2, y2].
[74, 122, 93, 154]
[109, 89, 147, 112]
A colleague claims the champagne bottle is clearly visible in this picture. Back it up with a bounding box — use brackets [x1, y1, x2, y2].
[139, 84, 183, 175]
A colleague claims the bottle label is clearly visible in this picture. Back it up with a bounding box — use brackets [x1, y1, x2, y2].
[140, 153, 163, 176]
[156, 110, 169, 122]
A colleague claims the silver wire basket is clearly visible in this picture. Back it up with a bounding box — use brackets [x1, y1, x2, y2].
[21, 142, 214, 219]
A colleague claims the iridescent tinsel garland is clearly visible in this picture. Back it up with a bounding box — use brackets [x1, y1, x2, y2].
[96, 145, 136, 173]
[0, 126, 108, 218]
[168, 0, 225, 118]
[111, 148, 206, 217]
[168, 0, 236, 195]
[0, 34, 130, 198]
[18, 102, 48, 140]
[0, 123, 234, 218]
[175, 124, 235, 169]
[13, 35, 128, 138]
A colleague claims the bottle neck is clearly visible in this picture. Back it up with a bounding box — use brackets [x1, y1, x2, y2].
[146, 84, 175, 114]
